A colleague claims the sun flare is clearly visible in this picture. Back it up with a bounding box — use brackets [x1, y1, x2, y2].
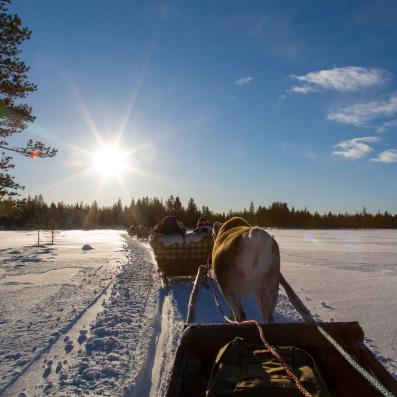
[91, 146, 129, 178]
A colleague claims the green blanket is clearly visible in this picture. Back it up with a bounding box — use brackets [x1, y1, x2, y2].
[206, 337, 333, 397]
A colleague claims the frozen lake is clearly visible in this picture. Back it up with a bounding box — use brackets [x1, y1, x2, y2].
[0, 229, 396, 396]
[271, 228, 397, 380]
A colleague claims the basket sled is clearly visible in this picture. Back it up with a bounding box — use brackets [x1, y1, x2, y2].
[150, 232, 213, 277]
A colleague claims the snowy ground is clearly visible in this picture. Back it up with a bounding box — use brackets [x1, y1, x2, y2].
[271, 229, 397, 379]
[0, 229, 396, 396]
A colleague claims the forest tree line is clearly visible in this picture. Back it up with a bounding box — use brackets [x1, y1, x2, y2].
[0, 195, 396, 229]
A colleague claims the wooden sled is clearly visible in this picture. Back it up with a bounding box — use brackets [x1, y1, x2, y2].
[166, 322, 397, 397]
[166, 266, 397, 397]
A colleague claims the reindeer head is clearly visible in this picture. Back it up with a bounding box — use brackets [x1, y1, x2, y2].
[212, 221, 222, 239]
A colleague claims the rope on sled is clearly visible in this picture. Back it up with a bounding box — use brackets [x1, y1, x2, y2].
[205, 267, 313, 397]
[315, 325, 395, 397]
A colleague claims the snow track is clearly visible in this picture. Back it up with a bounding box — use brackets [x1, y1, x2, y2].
[0, 265, 118, 395]
[1, 233, 163, 397]
[149, 282, 190, 397]
[2, 277, 115, 396]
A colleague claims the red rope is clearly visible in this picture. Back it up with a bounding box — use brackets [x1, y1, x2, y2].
[206, 269, 313, 397]
[245, 319, 313, 397]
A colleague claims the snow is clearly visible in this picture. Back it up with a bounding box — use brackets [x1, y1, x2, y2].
[0, 230, 125, 396]
[269, 228, 397, 378]
[0, 229, 396, 396]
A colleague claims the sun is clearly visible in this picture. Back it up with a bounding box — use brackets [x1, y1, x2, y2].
[91, 145, 129, 178]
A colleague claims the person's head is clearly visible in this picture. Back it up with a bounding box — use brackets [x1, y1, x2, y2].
[197, 216, 209, 227]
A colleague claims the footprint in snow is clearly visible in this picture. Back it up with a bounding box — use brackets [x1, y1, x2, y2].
[65, 340, 74, 353]
[321, 302, 334, 310]
[55, 361, 62, 373]
[43, 361, 52, 378]
[78, 330, 88, 344]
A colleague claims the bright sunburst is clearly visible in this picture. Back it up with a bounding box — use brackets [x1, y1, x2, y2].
[91, 145, 129, 178]
[51, 78, 175, 194]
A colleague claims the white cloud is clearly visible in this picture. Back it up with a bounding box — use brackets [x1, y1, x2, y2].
[333, 136, 380, 159]
[327, 93, 397, 126]
[289, 85, 317, 94]
[375, 119, 397, 133]
[289, 66, 389, 94]
[235, 76, 253, 87]
[371, 149, 397, 163]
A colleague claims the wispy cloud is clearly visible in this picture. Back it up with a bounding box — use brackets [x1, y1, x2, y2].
[289, 66, 389, 94]
[235, 76, 253, 87]
[371, 149, 397, 163]
[290, 85, 317, 94]
[375, 119, 397, 133]
[333, 136, 380, 159]
[327, 93, 397, 126]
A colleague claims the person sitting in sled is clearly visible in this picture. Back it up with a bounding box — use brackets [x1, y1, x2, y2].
[151, 216, 186, 237]
[193, 216, 212, 234]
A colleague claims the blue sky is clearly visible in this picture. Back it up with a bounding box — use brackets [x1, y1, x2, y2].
[8, 0, 397, 213]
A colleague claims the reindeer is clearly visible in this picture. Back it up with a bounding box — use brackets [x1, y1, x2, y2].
[212, 217, 280, 323]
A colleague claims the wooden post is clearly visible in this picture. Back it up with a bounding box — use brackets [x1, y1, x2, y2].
[279, 273, 315, 324]
[51, 228, 54, 245]
[37, 229, 40, 247]
[186, 265, 207, 323]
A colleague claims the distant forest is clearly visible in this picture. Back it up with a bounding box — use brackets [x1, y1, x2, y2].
[0, 195, 396, 229]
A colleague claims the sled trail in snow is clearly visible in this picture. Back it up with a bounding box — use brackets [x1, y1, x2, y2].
[2, 237, 162, 397]
[0, 230, 123, 395]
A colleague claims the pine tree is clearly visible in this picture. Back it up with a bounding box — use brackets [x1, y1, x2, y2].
[173, 196, 183, 219]
[165, 195, 175, 214]
[0, 0, 56, 199]
[186, 197, 199, 226]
